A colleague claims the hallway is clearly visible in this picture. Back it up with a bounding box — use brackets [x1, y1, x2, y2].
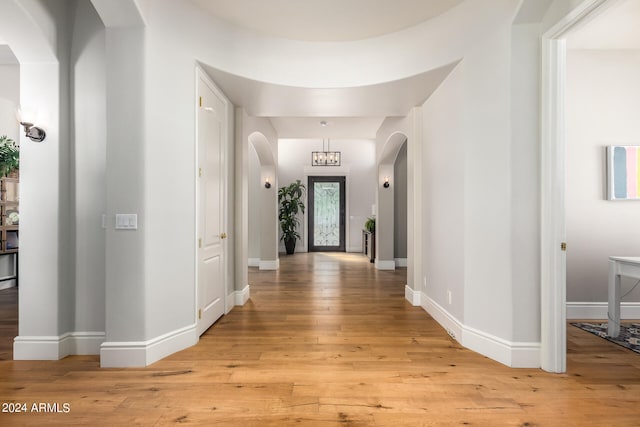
[0, 253, 638, 425]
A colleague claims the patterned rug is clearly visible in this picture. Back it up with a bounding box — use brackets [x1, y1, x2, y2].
[571, 322, 640, 354]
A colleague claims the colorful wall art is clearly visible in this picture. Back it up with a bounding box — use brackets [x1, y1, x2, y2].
[607, 145, 640, 200]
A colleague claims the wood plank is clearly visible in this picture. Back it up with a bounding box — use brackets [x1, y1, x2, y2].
[0, 253, 639, 425]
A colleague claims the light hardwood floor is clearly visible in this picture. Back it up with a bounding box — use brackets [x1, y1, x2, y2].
[0, 252, 639, 426]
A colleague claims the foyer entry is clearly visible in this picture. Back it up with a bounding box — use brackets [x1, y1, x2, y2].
[308, 176, 346, 252]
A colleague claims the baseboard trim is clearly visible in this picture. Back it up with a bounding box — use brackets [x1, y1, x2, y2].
[375, 259, 396, 270]
[14, 331, 106, 360]
[422, 293, 540, 368]
[567, 302, 640, 320]
[234, 285, 250, 306]
[394, 258, 408, 267]
[404, 285, 421, 306]
[64, 332, 106, 355]
[100, 324, 197, 368]
[259, 259, 279, 270]
[248, 258, 260, 267]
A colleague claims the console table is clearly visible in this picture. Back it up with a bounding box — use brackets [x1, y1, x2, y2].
[362, 230, 375, 263]
[608, 256, 640, 337]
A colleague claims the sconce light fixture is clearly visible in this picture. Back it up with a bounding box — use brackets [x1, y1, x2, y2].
[383, 177, 390, 188]
[16, 108, 46, 142]
[20, 122, 46, 142]
[264, 177, 271, 188]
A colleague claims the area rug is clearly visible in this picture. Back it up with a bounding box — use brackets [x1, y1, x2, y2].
[571, 322, 640, 354]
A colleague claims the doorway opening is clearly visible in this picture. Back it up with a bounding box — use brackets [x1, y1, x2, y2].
[308, 176, 346, 252]
[0, 44, 20, 360]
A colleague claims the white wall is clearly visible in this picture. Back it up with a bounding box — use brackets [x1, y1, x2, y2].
[420, 1, 545, 365]
[394, 141, 408, 259]
[422, 63, 466, 323]
[248, 143, 260, 261]
[566, 49, 640, 303]
[70, 0, 107, 337]
[278, 138, 375, 253]
[136, 7, 236, 347]
[0, 63, 20, 141]
[509, 22, 542, 343]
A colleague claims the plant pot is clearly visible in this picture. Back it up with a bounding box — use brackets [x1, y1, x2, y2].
[284, 238, 296, 255]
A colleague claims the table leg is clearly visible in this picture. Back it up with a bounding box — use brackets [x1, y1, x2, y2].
[607, 259, 621, 337]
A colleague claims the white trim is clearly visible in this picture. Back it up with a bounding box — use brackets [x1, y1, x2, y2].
[567, 302, 640, 320]
[421, 293, 540, 368]
[303, 165, 351, 175]
[421, 294, 463, 344]
[234, 285, 250, 306]
[100, 324, 197, 368]
[259, 259, 279, 270]
[14, 336, 65, 360]
[404, 284, 421, 306]
[65, 332, 107, 355]
[347, 246, 362, 253]
[375, 259, 395, 270]
[14, 332, 106, 360]
[541, 0, 611, 374]
[248, 258, 260, 267]
[394, 258, 407, 267]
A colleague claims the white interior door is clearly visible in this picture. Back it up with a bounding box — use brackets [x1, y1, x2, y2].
[197, 72, 226, 335]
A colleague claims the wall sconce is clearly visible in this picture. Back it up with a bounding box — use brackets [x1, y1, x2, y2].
[16, 107, 46, 142]
[264, 177, 271, 189]
[20, 122, 46, 142]
[383, 177, 390, 188]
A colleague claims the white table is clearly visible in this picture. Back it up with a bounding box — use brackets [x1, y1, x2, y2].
[608, 256, 640, 337]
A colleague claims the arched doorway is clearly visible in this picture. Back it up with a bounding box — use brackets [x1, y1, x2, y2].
[248, 131, 278, 270]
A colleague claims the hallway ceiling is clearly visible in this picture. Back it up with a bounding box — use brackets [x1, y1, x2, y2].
[190, 0, 464, 42]
[202, 61, 458, 138]
[191, 0, 465, 139]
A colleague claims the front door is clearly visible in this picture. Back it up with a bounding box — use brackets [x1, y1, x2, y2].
[196, 71, 226, 335]
[308, 176, 346, 252]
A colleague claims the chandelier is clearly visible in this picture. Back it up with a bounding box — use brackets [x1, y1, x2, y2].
[312, 138, 341, 166]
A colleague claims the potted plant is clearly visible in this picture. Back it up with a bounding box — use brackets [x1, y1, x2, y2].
[0, 135, 19, 178]
[364, 217, 375, 233]
[278, 179, 306, 254]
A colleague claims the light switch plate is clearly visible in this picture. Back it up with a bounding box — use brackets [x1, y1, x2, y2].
[115, 214, 138, 230]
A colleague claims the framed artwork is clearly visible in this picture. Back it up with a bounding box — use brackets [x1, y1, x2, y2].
[607, 145, 640, 200]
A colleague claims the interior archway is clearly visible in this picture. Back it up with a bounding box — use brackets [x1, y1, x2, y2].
[248, 131, 279, 270]
[376, 131, 409, 270]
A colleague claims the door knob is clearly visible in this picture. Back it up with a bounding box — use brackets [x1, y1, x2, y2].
[220, 232, 227, 239]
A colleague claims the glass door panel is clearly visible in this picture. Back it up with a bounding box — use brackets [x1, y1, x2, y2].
[308, 176, 345, 252]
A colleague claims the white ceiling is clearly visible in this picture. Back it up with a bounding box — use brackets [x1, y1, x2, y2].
[192, 0, 465, 138]
[202, 61, 459, 138]
[567, 0, 640, 49]
[0, 45, 18, 65]
[190, 0, 464, 42]
[269, 117, 386, 139]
